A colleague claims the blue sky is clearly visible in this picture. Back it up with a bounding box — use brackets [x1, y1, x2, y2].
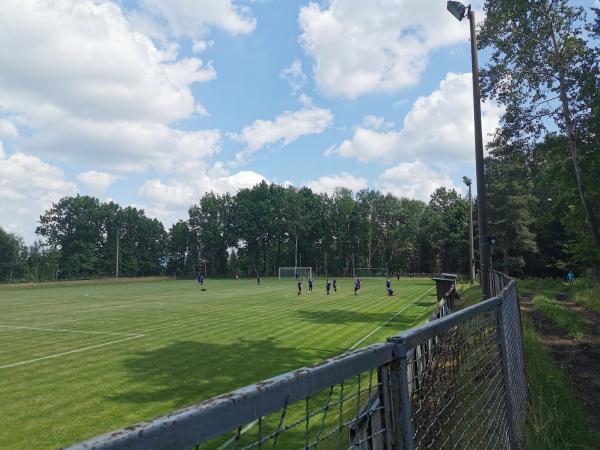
[0, 0, 596, 242]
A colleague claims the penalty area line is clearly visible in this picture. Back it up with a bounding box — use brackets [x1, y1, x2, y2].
[348, 286, 434, 351]
[0, 335, 144, 370]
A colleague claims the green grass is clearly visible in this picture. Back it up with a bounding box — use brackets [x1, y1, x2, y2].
[522, 315, 600, 450]
[532, 295, 592, 339]
[0, 277, 436, 449]
[519, 277, 600, 313]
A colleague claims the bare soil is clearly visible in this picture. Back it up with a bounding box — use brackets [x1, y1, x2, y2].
[520, 294, 600, 425]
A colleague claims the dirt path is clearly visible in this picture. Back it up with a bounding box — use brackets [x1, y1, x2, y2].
[520, 294, 600, 425]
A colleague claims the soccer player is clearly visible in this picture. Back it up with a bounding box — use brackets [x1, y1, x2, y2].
[297, 278, 302, 295]
[396, 272, 400, 281]
[354, 278, 360, 295]
[333, 278, 337, 292]
[387, 287, 394, 296]
[198, 274, 205, 286]
[308, 278, 313, 292]
[295, 270, 299, 280]
[257, 273, 261, 285]
[326, 279, 331, 295]
[386, 278, 391, 292]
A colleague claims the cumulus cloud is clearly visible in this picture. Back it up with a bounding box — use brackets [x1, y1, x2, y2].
[0, 0, 218, 171]
[232, 104, 333, 165]
[0, 147, 77, 241]
[76, 170, 122, 195]
[134, 0, 256, 38]
[378, 161, 459, 201]
[139, 161, 266, 226]
[306, 172, 368, 195]
[280, 59, 307, 94]
[327, 73, 502, 163]
[299, 0, 475, 98]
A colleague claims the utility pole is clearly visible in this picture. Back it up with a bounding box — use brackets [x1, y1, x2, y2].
[115, 228, 120, 279]
[447, 1, 492, 298]
[295, 235, 298, 272]
[463, 176, 476, 283]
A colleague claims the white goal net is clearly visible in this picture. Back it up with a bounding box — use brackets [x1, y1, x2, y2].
[354, 267, 388, 278]
[278, 267, 312, 279]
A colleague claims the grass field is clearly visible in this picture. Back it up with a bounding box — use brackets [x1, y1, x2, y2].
[0, 276, 436, 449]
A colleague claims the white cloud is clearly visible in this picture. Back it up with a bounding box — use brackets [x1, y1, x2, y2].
[135, 0, 256, 38]
[280, 59, 307, 93]
[0, 119, 19, 139]
[192, 39, 213, 53]
[0, 0, 218, 171]
[362, 115, 394, 130]
[0, 148, 77, 241]
[299, 0, 476, 98]
[306, 172, 368, 195]
[378, 161, 458, 201]
[76, 170, 122, 195]
[139, 161, 266, 226]
[327, 73, 502, 163]
[233, 104, 333, 165]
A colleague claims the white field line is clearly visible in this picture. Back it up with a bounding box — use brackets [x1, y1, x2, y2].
[348, 286, 434, 351]
[0, 335, 144, 370]
[0, 325, 142, 337]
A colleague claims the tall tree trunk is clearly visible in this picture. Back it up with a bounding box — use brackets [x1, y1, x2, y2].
[550, 24, 600, 261]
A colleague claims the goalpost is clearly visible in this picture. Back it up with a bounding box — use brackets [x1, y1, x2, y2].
[278, 267, 312, 279]
[354, 267, 389, 278]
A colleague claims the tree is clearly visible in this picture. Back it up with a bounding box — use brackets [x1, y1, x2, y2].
[485, 148, 537, 275]
[479, 0, 600, 261]
[0, 227, 27, 282]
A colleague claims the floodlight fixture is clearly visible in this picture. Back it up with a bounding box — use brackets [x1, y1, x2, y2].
[447, 1, 471, 21]
[462, 176, 472, 186]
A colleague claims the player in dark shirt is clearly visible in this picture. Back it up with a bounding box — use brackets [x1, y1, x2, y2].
[308, 278, 313, 292]
[257, 274, 261, 285]
[386, 279, 391, 291]
[326, 279, 331, 295]
[333, 278, 337, 292]
[354, 278, 360, 295]
[297, 279, 302, 296]
[387, 287, 394, 296]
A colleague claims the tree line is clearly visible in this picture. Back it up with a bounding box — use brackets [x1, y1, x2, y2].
[0, 186, 469, 282]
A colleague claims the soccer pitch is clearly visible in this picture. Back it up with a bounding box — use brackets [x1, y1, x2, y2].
[0, 277, 436, 449]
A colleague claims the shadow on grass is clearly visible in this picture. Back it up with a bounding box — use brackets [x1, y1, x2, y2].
[109, 338, 312, 407]
[296, 300, 437, 328]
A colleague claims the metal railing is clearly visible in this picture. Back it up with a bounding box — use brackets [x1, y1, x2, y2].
[68, 271, 527, 450]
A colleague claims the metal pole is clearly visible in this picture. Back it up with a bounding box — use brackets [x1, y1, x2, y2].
[295, 235, 298, 272]
[115, 229, 119, 279]
[468, 182, 475, 283]
[469, 10, 491, 299]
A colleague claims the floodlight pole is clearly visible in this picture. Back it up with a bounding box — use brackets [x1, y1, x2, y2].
[115, 228, 120, 279]
[467, 9, 492, 299]
[464, 177, 476, 284]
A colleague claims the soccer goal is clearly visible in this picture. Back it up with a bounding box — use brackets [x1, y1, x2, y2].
[278, 267, 312, 279]
[354, 267, 389, 278]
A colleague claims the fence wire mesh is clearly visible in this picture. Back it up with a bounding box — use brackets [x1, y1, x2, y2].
[68, 272, 527, 450]
[201, 369, 387, 450]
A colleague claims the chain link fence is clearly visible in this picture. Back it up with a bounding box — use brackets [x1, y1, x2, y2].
[68, 271, 527, 450]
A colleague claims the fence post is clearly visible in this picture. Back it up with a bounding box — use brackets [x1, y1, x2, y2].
[497, 296, 519, 450]
[377, 366, 394, 450]
[386, 338, 414, 450]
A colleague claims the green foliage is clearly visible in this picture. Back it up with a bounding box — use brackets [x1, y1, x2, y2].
[522, 315, 600, 449]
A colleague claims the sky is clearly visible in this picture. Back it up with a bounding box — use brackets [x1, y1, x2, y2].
[0, 0, 595, 243]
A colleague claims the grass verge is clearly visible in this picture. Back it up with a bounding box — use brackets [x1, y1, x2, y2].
[522, 314, 600, 450]
[532, 295, 591, 339]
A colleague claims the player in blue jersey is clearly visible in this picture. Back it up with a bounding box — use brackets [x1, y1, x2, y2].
[333, 278, 337, 292]
[386, 278, 391, 292]
[326, 279, 331, 295]
[308, 278, 313, 292]
[297, 278, 302, 295]
[198, 274, 204, 286]
[387, 287, 394, 296]
[295, 271, 299, 280]
[354, 278, 360, 295]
